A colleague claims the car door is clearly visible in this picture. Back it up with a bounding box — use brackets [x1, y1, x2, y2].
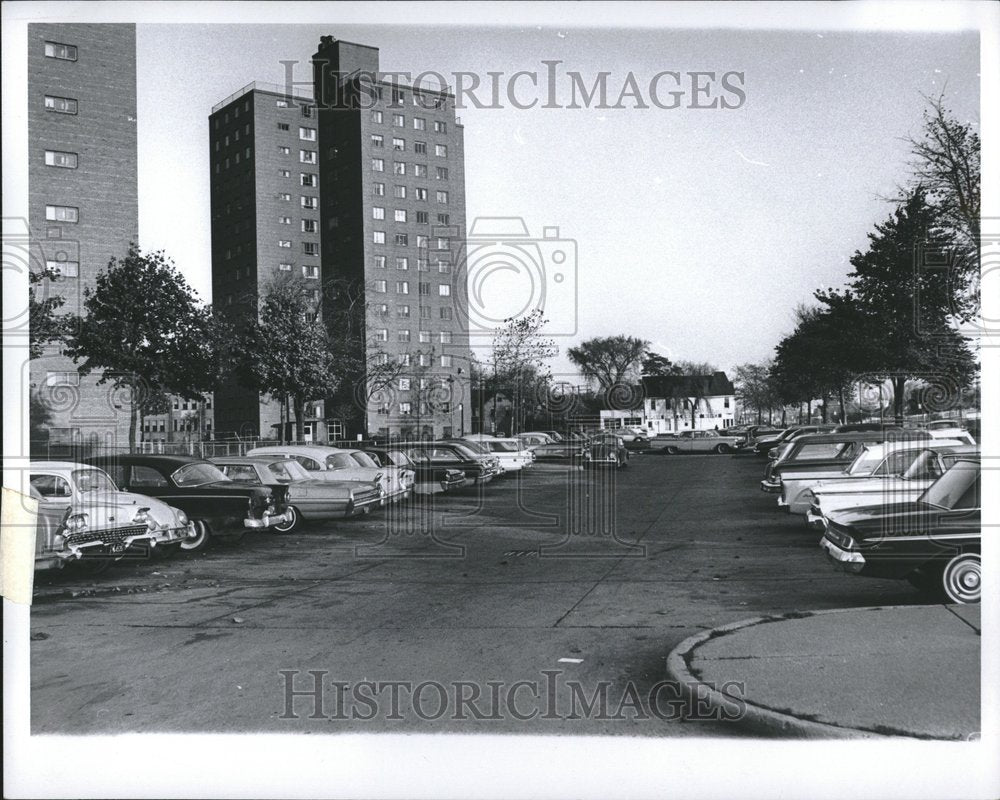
[29, 472, 74, 515]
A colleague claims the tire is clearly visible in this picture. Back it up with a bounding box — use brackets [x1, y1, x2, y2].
[940, 553, 981, 604]
[665, 446, 679, 455]
[273, 505, 300, 534]
[179, 519, 211, 552]
[714, 444, 732, 454]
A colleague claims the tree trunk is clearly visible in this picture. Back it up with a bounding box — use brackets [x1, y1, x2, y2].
[294, 397, 306, 442]
[838, 388, 846, 424]
[820, 395, 828, 423]
[128, 383, 138, 452]
[892, 376, 907, 425]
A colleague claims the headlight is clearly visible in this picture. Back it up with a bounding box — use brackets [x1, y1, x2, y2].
[65, 513, 89, 532]
[177, 510, 189, 525]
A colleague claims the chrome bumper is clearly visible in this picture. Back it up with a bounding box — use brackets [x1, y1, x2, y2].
[820, 537, 866, 573]
[760, 479, 781, 493]
[245, 509, 293, 529]
[806, 508, 826, 531]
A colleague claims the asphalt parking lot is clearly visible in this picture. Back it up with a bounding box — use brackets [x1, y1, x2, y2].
[30, 453, 928, 736]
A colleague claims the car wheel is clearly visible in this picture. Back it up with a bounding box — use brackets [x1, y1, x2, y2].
[665, 446, 679, 455]
[179, 519, 211, 552]
[714, 444, 732, 454]
[273, 505, 300, 533]
[941, 553, 981, 604]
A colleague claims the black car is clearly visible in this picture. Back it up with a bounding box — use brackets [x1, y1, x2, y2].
[752, 425, 835, 456]
[366, 447, 466, 495]
[821, 457, 980, 603]
[398, 442, 499, 486]
[584, 435, 629, 469]
[84, 454, 292, 551]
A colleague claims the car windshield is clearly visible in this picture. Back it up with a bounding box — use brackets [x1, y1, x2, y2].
[267, 460, 308, 482]
[488, 441, 520, 452]
[350, 452, 379, 468]
[901, 451, 945, 481]
[326, 453, 360, 470]
[846, 447, 883, 475]
[171, 462, 230, 487]
[461, 441, 490, 455]
[387, 450, 411, 466]
[72, 468, 118, 493]
[451, 443, 482, 459]
[920, 461, 980, 510]
[872, 449, 923, 478]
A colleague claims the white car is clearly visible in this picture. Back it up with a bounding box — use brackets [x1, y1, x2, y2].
[460, 435, 534, 473]
[806, 444, 978, 529]
[778, 439, 967, 515]
[246, 445, 409, 504]
[516, 432, 556, 451]
[29, 461, 192, 564]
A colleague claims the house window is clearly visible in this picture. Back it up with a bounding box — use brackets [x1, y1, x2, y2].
[394, 185, 407, 199]
[393, 161, 406, 175]
[299, 126, 317, 141]
[724, 398, 731, 408]
[373, 255, 386, 269]
[301, 173, 317, 186]
[393, 137, 405, 151]
[375, 328, 388, 341]
[398, 330, 411, 343]
[436, 190, 449, 204]
[374, 280, 387, 293]
[440, 307, 453, 320]
[372, 158, 385, 172]
[436, 167, 449, 180]
[396, 257, 409, 270]
[302, 265, 319, 279]
[44, 150, 77, 169]
[397, 304, 411, 318]
[395, 233, 409, 246]
[434, 120, 447, 133]
[45, 259, 78, 278]
[439, 331, 452, 344]
[439, 284, 451, 297]
[396, 281, 410, 294]
[415, 188, 428, 201]
[371, 134, 384, 147]
[373, 206, 385, 220]
[301, 196, 317, 209]
[416, 211, 429, 224]
[414, 164, 428, 178]
[44, 41, 77, 60]
[45, 371, 79, 387]
[44, 95, 78, 114]
[419, 330, 431, 343]
[372, 182, 385, 196]
[371, 110, 383, 123]
[45, 205, 79, 223]
[300, 150, 317, 164]
[394, 209, 407, 222]
[279, 263, 292, 271]
[373, 231, 386, 244]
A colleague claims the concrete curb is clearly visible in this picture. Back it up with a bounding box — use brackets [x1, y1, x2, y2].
[665, 606, 936, 739]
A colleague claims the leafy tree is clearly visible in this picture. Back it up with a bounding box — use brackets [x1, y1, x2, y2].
[29, 268, 67, 359]
[489, 310, 557, 435]
[566, 335, 649, 401]
[640, 352, 674, 376]
[64, 245, 224, 449]
[734, 360, 778, 424]
[815, 189, 976, 423]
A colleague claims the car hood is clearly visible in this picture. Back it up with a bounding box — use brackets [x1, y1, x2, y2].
[824, 501, 980, 541]
[74, 490, 185, 527]
[813, 477, 916, 496]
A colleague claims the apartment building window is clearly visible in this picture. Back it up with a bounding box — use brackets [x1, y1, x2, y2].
[373, 206, 385, 220]
[301, 196, 317, 209]
[393, 161, 406, 175]
[279, 193, 291, 201]
[418, 282, 430, 295]
[414, 141, 427, 155]
[374, 280, 387, 293]
[375, 304, 389, 316]
[393, 113, 405, 126]
[436, 190, 449, 204]
[276, 99, 289, 107]
[375, 328, 388, 341]
[44, 95, 78, 114]
[417, 258, 429, 271]
[280, 169, 291, 177]
[373, 255, 386, 269]
[375, 354, 389, 367]
[437, 213, 450, 225]
[45, 205, 79, 223]
[299, 126, 317, 141]
[372, 158, 385, 172]
[278, 123, 290, 131]
[393, 137, 405, 151]
[436, 166, 449, 179]
[371, 134, 384, 147]
[372, 182, 385, 197]
[278, 240, 292, 248]
[45, 259, 79, 278]
[278, 216, 291, 224]
[398, 377, 411, 391]
[310, 289, 321, 304]
[44, 41, 78, 60]
[373, 231, 386, 244]
[45, 371, 80, 388]
[302, 265, 319, 279]
[302, 106, 313, 118]
[437, 260, 451, 274]
[371, 110, 383, 123]
[418, 353, 430, 366]
[415, 188, 428, 201]
[396, 257, 409, 270]
[416, 235, 429, 249]
[394, 185, 407, 199]
[420, 306, 431, 319]
[434, 120, 447, 133]
[44, 150, 77, 169]
[440, 307, 453, 320]
[439, 331, 453, 344]
[398, 330, 411, 343]
[278, 146, 290, 155]
[397, 305, 410, 318]
[416, 211, 429, 224]
[397, 281, 410, 294]
[394, 209, 407, 223]
[399, 354, 412, 366]
[419, 330, 431, 343]
[395, 233, 409, 246]
[301, 173, 317, 186]
[414, 117, 426, 130]
[399, 402, 412, 415]
[302, 219, 318, 233]
[436, 237, 450, 250]
[279, 263, 292, 271]
[392, 88, 406, 105]
[303, 242, 320, 255]
[300, 150, 316, 164]
[414, 164, 428, 178]
[439, 284, 451, 297]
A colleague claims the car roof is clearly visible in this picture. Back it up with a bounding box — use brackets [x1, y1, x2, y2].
[30, 460, 92, 471]
[790, 430, 929, 445]
[248, 445, 345, 456]
[211, 456, 282, 465]
[85, 453, 208, 467]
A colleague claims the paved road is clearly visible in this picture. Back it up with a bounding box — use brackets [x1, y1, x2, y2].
[30, 454, 927, 735]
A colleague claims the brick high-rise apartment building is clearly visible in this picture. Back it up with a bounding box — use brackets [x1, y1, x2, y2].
[210, 35, 470, 440]
[27, 23, 138, 452]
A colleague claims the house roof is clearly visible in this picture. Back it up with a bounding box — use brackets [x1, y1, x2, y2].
[641, 371, 736, 398]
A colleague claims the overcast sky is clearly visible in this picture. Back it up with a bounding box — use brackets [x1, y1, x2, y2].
[134, 23, 979, 379]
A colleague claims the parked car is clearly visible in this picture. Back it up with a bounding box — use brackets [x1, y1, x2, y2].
[820, 457, 981, 603]
[516, 432, 556, 451]
[539, 430, 565, 442]
[530, 438, 587, 461]
[246, 445, 409, 504]
[401, 441, 500, 485]
[30, 461, 193, 566]
[31, 485, 75, 572]
[733, 426, 784, 452]
[759, 430, 931, 494]
[778, 438, 967, 515]
[584, 435, 629, 469]
[84, 454, 290, 551]
[753, 425, 837, 456]
[366, 446, 466, 495]
[659, 429, 741, 455]
[806, 444, 978, 529]
[461, 435, 534, 473]
[212, 456, 382, 532]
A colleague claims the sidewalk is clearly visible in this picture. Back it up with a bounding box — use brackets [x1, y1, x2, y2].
[667, 604, 981, 739]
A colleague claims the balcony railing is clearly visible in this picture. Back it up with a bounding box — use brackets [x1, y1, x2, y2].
[212, 81, 314, 114]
